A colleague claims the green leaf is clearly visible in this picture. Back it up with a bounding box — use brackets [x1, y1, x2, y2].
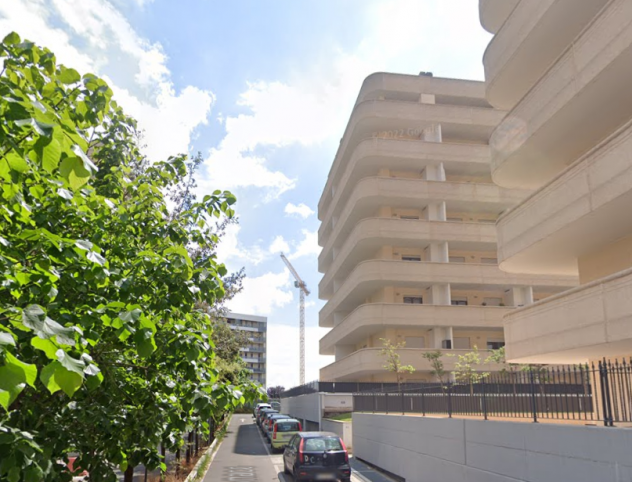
[31, 337, 59, 360]
[87, 251, 106, 266]
[15, 118, 55, 137]
[134, 329, 156, 358]
[40, 362, 61, 394]
[75, 239, 93, 251]
[55, 349, 85, 375]
[86, 371, 103, 391]
[58, 66, 81, 84]
[5, 152, 28, 173]
[54, 365, 83, 397]
[40, 137, 61, 173]
[3, 32, 20, 45]
[0, 333, 15, 347]
[22, 305, 76, 345]
[71, 145, 98, 173]
[57, 187, 73, 200]
[7, 467, 20, 482]
[5, 352, 37, 388]
[59, 156, 90, 190]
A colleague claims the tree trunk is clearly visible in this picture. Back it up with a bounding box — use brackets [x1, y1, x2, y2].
[124, 464, 134, 482]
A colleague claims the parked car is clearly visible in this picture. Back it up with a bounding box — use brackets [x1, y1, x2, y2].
[257, 408, 277, 426]
[254, 402, 272, 418]
[270, 418, 302, 453]
[270, 400, 281, 411]
[259, 410, 281, 431]
[263, 413, 292, 440]
[283, 432, 351, 482]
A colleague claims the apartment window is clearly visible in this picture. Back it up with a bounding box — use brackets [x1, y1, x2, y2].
[482, 297, 503, 307]
[453, 337, 471, 349]
[405, 336, 425, 348]
[481, 257, 498, 264]
[449, 256, 465, 263]
[451, 298, 468, 306]
[403, 296, 423, 304]
[487, 341, 505, 350]
[400, 215, 420, 220]
[402, 255, 421, 262]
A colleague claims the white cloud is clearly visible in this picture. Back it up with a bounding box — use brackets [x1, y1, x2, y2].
[269, 235, 290, 255]
[284, 203, 314, 219]
[0, 0, 213, 162]
[215, 224, 267, 266]
[266, 324, 333, 387]
[289, 230, 320, 261]
[227, 270, 294, 315]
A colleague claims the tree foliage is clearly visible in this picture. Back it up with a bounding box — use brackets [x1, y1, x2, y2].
[421, 350, 447, 388]
[451, 346, 490, 394]
[0, 32, 262, 481]
[379, 338, 415, 390]
[266, 386, 285, 399]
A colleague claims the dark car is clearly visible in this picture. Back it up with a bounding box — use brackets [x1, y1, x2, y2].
[259, 410, 282, 432]
[257, 408, 277, 426]
[283, 432, 351, 482]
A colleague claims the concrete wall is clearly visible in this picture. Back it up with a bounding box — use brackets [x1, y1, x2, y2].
[281, 393, 353, 429]
[322, 419, 353, 450]
[353, 413, 632, 482]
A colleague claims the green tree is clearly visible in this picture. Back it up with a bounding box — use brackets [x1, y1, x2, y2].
[0, 32, 263, 482]
[451, 346, 490, 395]
[421, 350, 447, 389]
[379, 338, 415, 391]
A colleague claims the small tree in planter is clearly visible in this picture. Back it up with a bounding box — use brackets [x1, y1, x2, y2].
[451, 346, 490, 395]
[379, 338, 415, 391]
[421, 350, 447, 390]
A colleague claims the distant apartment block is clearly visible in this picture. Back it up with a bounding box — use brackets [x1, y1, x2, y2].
[317, 72, 577, 382]
[480, 0, 632, 363]
[225, 312, 267, 387]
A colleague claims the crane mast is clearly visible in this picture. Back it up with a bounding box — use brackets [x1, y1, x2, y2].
[280, 253, 309, 385]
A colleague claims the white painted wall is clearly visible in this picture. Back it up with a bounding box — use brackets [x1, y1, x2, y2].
[321, 419, 353, 450]
[281, 393, 353, 429]
[353, 413, 632, 482]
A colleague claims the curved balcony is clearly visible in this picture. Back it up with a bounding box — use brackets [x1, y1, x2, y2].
[318, 177, 529, 249]
[319, 303, 510, 356]
[319, 98, 504, 215]
[356, 72, 489, 104]
[320, 348, 503, 382]
[319, 219, 498, 296]
[319, 217, 497, 278]
[490, 0, 632, 189]
[479, 0, 519, 34]
[319, 260, 577, 326]
[504, 268, 632, 364]
[319, 137, 491, 224]
[483, 0, 608, 110]
[496, 118, 632, 275]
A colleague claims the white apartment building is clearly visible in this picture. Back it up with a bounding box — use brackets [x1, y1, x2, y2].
[317, 72, 577, 382]
[225, 312, 267, 386]
[480, 0, 632, 363]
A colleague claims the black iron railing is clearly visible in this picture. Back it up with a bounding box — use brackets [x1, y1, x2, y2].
[352, 359, 632, 427]
[279, 380, 439, 398]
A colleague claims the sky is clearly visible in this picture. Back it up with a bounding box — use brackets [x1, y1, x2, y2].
[0, 0, 492, 388]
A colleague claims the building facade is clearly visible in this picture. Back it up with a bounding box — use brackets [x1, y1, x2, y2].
[480, 0, 632, 363]
[225, 312, 267, 386]
[317, 72, 577, 382]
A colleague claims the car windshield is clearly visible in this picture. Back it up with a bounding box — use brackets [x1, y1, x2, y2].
[276, 421, 300, 432]
[304, 437, 343, 451]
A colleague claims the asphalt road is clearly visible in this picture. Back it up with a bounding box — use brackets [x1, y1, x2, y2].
[202, 416, 396, 482]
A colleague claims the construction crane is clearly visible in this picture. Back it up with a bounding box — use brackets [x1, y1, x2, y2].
[280, 253, 310, 385]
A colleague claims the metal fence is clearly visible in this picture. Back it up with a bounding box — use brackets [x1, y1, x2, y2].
[353, 359, 632, 427]
[280, 380, 436, 398]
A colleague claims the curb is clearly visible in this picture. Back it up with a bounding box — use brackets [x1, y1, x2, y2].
[183, 414, 232, 482]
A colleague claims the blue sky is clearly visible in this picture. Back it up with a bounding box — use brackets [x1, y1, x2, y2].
[1, 0, 491, 388]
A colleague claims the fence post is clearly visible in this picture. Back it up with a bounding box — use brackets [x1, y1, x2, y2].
[481, 376, 488, 421]
[385, 392, 389, 414]
[447, 383, 453, 418]
[529, 369, 538, 423]
[599, 359, 614, 427]
[373, 393, 376, 414]
[401, 390, 405, 415]
[421, 388, 426, 417]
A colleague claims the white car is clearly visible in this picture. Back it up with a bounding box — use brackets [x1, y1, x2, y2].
[253, 402, 272, 418]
